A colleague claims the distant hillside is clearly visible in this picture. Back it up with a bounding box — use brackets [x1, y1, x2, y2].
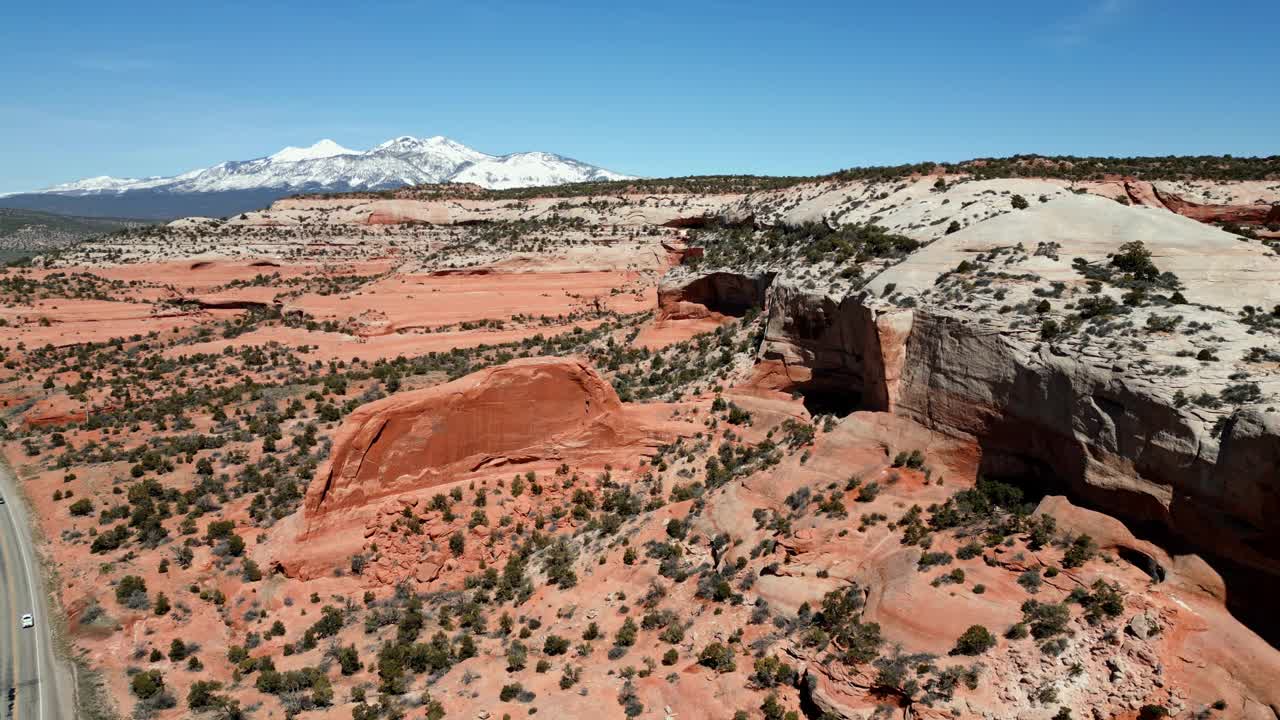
[303, 155, 1280, 204]
[8, 152, 1275, 221]
[830, 154, 1280, 182]
[0, 207, 154, 255]
[0, 188, 293, 221]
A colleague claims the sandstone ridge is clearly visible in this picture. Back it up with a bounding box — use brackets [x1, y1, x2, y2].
[277, 356, 689, 577]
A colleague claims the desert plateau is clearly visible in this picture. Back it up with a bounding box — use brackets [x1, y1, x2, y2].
[4, 3, 1279, 718]
[0, 157, 1278, 720]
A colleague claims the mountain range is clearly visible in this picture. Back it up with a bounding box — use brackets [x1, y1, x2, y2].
[0, 136, 632, 220]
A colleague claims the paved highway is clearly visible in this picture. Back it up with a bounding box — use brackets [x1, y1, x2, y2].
[0, 461, 73, 720]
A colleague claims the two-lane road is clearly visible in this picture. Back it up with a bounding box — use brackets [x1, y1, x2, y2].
[0, 461, 73, 720]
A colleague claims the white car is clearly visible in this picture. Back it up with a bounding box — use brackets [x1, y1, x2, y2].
[20, 613, 34, 629]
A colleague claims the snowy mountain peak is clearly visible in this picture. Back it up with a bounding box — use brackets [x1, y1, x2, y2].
[450, 151, 632, 190]
[376, 135, 451, 147]
[25, 135, 634, 216]
[370, 135, 490, 163]
[44, 175, 138, 193]
[372, 135, 428, 152]
[268, 139, 357, 163]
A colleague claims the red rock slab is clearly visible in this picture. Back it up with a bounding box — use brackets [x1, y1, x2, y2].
[0, 299, 242, 348]
[162, 318, 608, 364]
[1086, 179, 1280, 227]
[102, 258, 392, 286]
[21, 394, 88, 428]
[285, 270, 647, 331]
[274, 357, 696, 578]
[633, 315, 730, 350]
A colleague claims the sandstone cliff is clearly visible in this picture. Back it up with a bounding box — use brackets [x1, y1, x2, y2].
[736, 272, 1280, 635]
[656, 268, 774, 320]
[276, 357, 691, 577]
[1119, 179, 1280, 226]
[661, 187, 1280, 635]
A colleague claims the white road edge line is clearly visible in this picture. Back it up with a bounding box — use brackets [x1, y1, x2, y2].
[9, 499, 46, 720]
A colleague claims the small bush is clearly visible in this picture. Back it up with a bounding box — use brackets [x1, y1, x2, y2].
[856, 482, 881, 503]
[697, 642, 736, 673]
[131, 670, 164, 699]
[951, 625, 996, 655]
[115, 575, 148, 608]
[1062, 534, 1097, 568]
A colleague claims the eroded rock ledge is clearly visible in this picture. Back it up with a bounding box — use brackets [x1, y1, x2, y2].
[768, 278, 1276, 562]
[1120, 179, 1280, 227]
[657, 267, 775, 320]
[765, 276, 1280, 629]
[275, 356, 690, 578]
[661, 264, 1280, 631]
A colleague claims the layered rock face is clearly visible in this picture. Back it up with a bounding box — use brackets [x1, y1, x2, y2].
[751, 274, 1280, 631]
[1118, 179, 1280, 226]
[304, 357, 624, 516]
[895, 309, 1279, 553]
[277, 357, 687, 577]
[656, 268, 774, 320]
[653, 196, 1280, 625]
[754, 281, 913, 412]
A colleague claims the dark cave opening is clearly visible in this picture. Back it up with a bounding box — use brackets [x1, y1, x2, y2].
[678, 272, 771, 318]
[979, 445, 1181, 583]
[662, 216, 716, 229]
[977, 440, 1280, 646]
[1115, 546, 1166, 583]
[975, 447, 1065, 508]
[798, 682, 822, 720]
[797, 673, 827, 720]
[1217, 564, 1280, 646]
[794, 379, 863, 418]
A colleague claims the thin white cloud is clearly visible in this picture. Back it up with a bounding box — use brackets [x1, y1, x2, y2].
[1050, 0, 1135, 47]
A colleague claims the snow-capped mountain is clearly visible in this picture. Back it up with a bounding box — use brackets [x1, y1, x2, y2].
[36, 136, 629, 195]
[2, 136, 633, 220]
[266, 139, 357, 163]
[450, 151, 637, 190]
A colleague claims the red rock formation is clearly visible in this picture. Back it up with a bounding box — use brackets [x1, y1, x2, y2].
[22, 409, 87, 429]
[657, 269, 774, 321]
[644, 267, 772, 349]
[1121, 179, 1279, 226]
[22, 395, 90, 428]
[748, 280, 911, 413]
[307, 357, 627, 514]
[276, 357, 691, 578]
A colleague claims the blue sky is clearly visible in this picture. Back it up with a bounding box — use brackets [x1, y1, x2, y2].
[1, 0, 1275, 192]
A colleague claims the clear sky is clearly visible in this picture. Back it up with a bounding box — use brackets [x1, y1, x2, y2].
[1, 0, 1275, 192]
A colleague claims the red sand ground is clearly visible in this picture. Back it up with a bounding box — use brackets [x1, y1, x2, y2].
[4, 186, 1279, 719]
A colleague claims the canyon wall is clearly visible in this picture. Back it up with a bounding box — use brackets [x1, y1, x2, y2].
[756, 281, 913, 412]
[896, 309, 1279, 562]
[639, 265, 1280, 636]
[754, 277, 1280, 578]
[656, 268, 775, 320]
